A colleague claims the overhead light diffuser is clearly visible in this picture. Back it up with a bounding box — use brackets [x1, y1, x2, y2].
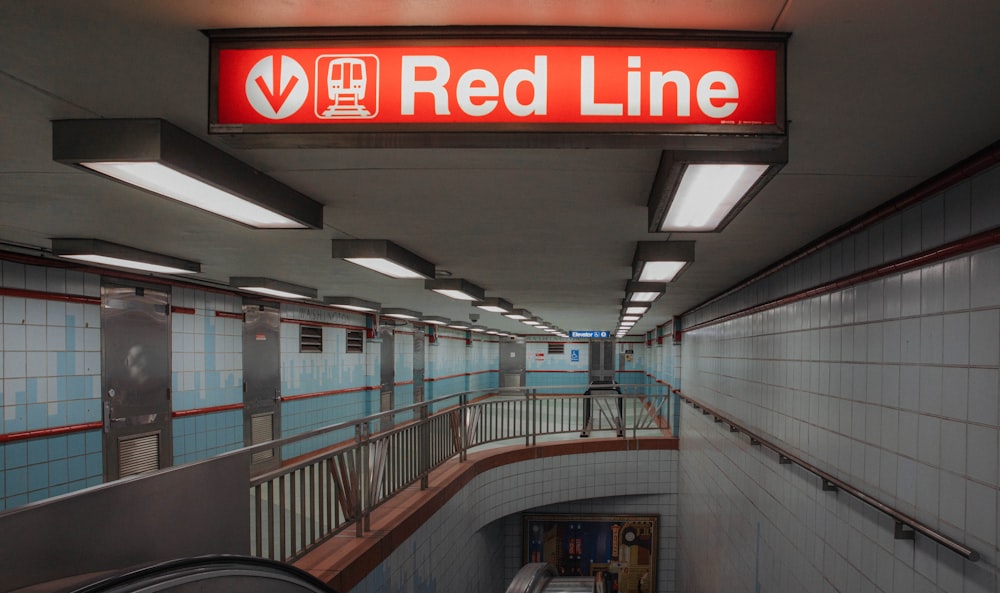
[52, 119, 322, 229]
[621, 315, 641, 322]
[51, 238, 200, 275]
[624, 305, 649, 316]
[448, 320, 471, 329]
[475, 297, 514, 313]
[425, 278, 486, 301]
[332, 239, 435, 279]
[632, 241, 695, 283]
[647, 145, 786, 233]
[323, 296, 380, 313]
[230, 277, 317, 299]
[469, 325, 487, 333]
[626, 281, 667, 303]
[504, 309, 532, 321]
[382, 308, 422, 320]
[421, 315, 450, 326]
[522, 317, 543, 326]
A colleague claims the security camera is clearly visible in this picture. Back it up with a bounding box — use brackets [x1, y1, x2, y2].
[469, 313, 480, 322]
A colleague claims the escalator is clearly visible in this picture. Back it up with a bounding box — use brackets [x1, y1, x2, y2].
[10, 556, 337, 593]
[505, 563, 598, 593]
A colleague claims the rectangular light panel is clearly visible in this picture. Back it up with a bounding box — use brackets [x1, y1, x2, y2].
[638, 261, 688, 282]
[345, 257, 427, 279]
[60, 254, 197, 275]
[661, 163, 769, 231]
[84, 162, 305, 228]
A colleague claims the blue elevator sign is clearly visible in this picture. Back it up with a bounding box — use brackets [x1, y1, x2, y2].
[569, 330, 610, 339]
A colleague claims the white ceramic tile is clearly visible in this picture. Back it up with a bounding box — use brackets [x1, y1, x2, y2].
[970, 247, 1000, 309]
[943, 256, 971, 312]
[965, 425, 998, 486]
[968, 310, 1000, 367]
[941, 313, 970, 365]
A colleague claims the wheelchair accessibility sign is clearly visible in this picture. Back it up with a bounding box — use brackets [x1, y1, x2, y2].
[571, 349, 580, 362]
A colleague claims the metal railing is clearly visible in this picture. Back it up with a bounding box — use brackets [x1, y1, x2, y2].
[247, 384, 674, 562]
[677, 390, 981, 562]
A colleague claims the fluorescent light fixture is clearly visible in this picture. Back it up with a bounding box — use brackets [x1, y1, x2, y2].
[51, 238, 200, 274]
[624, 305, 649, 315]
[632, 241, 695, 283]
[425, 278, 486, 301]
[475, 297, 513, 313]
[522, 317, 543, 326]
[323, 296, 380, 313]
[469, 325, 487, 333]
[230, 277, 317, 300]
[332, 240, 435, 279]
[448, 320, 471, 329]
[421, 315, 450, 326]
[647, 145, 786, 233]
[504, 309, 531, 321]
[52, 119, 322, 229]
[382, 308, 422, 320]
[622, 315, 641, 322]
[626, 280, 667, 303]
[486, 329, 500, 335]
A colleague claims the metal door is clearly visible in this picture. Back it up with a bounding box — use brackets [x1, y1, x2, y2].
[500, 339, 526, 388]
[101, 285, 172, 481]
[243, 304, 281, 472]
[412, 327, 425, 403]
[379, 325, 395, 430]
[589, 339, 617, 383]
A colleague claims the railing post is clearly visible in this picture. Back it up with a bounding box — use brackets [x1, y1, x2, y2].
[459, 393, 468, 462]
[531, 388, 538, 447]
[420, 402, 430, 488]
[524, 389, 535, 447]
[361, 421, 373, 535]
[353, 423, 364, 537]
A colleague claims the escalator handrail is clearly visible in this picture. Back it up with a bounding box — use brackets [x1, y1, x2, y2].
[20, 555, 338, 593]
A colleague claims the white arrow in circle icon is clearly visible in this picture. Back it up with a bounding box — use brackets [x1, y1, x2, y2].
[245, 55, 308, 119]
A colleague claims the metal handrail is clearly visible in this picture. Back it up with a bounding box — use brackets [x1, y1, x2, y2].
[248, 384, 674, 562]
[675, 389, 980, 562]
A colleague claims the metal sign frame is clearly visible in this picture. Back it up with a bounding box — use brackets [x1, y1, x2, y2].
[207, 26, 787, 149]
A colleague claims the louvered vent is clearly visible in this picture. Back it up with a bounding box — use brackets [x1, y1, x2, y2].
[300, 325, 323, 353]
[251, 413, 275, 463]
[548, 342, 565, 354]
[346, 329, 364, 353]
[118, 433, 160, 478]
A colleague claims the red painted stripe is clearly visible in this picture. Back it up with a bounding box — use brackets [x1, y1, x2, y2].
[280, 317, 367, 331]
[215, 310, 244, 319]
[437, 335, 469, 341]
[683, 227, 1000, 334]
[0, 422, 103, 443]
[424, 369, 499, 382]
[171, 306, 196, 315]
[525, 369, 588, 373]
[0, 287, 101, 306]
[394, 380, 414, 387]
[617, 370, 644, 373]
[172, 403, 245, 418]
[280, 385, 379, 402]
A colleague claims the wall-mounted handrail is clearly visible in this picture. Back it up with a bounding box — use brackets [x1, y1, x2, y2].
[675, 389, 980, 562]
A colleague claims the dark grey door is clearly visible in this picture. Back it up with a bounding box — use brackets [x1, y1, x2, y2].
[101, 285, 172, 481]
[243, 304, 281, 472]
[500, 340, 526, 388]
[379, 325, 395, 430]
[589, 339, 617, 383]
[413, 327, 425, 403]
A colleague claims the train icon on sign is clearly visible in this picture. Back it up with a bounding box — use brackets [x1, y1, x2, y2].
[315, 54, 379, 119]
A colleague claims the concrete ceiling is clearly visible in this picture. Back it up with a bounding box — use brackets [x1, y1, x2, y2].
[1, 0, 999, 336]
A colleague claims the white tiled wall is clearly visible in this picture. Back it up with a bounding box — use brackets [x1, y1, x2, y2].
[349, 449, 679, 593]
[676, 162, 1000, 592]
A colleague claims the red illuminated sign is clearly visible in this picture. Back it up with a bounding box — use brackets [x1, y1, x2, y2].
[209, 30, 786, 137]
